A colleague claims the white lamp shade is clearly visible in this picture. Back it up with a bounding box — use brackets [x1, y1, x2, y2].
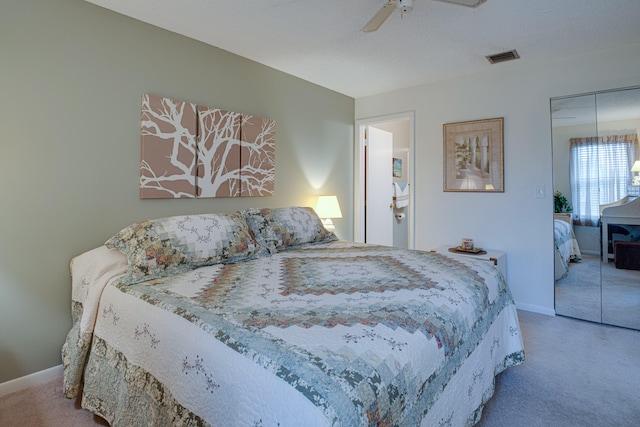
[315, 196, 342, 219]
[631, 160, 640, 172]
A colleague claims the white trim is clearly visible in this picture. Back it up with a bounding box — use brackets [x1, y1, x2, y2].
[579, 249, 599, 256]
[354, 111, 416, 248]
[516, 303, 556, 317]
[354, 123, 366, 243]
[0, 364, 63, 397]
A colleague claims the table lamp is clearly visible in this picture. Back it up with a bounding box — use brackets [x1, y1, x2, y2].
[315, 195, 342, 232]
[631, 160, 640, 186]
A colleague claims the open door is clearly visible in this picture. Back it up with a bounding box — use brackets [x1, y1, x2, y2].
[354, 112, 414, 248]
[365, 126, 394, 246]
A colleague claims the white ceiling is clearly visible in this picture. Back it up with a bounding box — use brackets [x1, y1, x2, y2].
[85, 0, 640, 98]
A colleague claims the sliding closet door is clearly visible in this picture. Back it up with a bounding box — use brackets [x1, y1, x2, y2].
[552, 94, 601, 323]
[597, 88, 640, 330]
[553, 86, 640, 331]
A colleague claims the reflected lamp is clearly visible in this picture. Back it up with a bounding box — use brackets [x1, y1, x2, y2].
[315, 195, 342, 232]
[632, 160, 640, 186]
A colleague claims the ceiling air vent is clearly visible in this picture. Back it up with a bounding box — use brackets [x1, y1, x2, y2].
[486, 49, 520, 64]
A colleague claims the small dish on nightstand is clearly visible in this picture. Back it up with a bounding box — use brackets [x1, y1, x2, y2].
[450, 247, 487, 255]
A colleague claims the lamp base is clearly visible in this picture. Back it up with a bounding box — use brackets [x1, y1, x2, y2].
[322, 218, 336, 232]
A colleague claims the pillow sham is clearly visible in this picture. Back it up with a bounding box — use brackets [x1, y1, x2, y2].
[105, 212, 259, 285]
[242, 206, 337, 253]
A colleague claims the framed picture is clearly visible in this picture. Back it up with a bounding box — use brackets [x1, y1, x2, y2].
[443, 117, 504, 192]
[393, 158, 402, 178]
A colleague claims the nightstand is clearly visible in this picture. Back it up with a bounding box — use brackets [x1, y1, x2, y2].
[553, 212, 572, 224]
[433, 245, 506, 278]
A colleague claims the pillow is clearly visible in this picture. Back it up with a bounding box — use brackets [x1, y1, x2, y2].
[105, 212, 259, 284]
[242, 206, 337, 253]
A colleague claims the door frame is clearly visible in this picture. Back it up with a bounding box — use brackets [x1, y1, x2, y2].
[354, 111, 416, 249]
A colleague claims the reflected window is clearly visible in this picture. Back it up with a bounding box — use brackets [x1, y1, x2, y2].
[570, 134, 639, 225]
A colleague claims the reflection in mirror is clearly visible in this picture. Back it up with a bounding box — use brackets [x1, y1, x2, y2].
[552, 86, 640, 330]
[552, 94, 600, 323]
[596, 89, 640, 330]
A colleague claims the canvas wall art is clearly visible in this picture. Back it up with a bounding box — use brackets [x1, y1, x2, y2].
[140, 95, 276, 199]
[140, 94, 197, 199]
[240, 115, 276, 197]
[197, 107, 242, 198]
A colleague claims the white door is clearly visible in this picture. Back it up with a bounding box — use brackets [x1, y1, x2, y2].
[365, 126, 394, 246]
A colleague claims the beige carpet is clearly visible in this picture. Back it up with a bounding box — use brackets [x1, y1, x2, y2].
[0, 378, 107, 427]
[478, 310, 640, 426]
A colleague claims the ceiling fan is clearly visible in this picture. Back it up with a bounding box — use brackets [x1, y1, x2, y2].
[361, 0, 487, 33]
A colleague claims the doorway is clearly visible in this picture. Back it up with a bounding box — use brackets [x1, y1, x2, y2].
[354, 112, 415, 249]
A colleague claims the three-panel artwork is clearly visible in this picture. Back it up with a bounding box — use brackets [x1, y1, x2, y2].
[140, 94, 275, 199]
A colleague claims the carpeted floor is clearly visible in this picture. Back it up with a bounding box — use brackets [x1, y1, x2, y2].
[0, 376, 108, 426]
[1, 311, 639, 426]
[477, 310, 640, 426]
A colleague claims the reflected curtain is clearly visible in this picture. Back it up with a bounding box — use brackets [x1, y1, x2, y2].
[570, 134, 639, 226]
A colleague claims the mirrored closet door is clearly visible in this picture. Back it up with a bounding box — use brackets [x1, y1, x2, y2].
[552, 86, 640, 330]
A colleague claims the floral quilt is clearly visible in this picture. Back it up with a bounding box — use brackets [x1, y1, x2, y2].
[554, 219, 582, 280]
[63, 241, 524, 427]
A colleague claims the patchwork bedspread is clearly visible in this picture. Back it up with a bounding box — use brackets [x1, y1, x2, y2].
[63, 241, 524, 427]
[554, 219, 582, 280]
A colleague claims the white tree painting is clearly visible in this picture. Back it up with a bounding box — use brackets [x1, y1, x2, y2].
[240, 115, 276, 197]
[197, 107, 242, 198]
[197, 107, 275, 198]
[140, 95, 275, 199]
[140, 94, 197, 198]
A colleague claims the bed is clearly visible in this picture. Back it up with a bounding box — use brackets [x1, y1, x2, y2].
[554, 214, 582, 280]
[62, 207, 525, 426]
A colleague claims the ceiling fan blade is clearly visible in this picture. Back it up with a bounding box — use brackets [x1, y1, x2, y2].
[361, 1, 396, 33]
[433, 0, 486, 7]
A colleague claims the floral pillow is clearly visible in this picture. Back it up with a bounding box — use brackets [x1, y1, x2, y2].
[242, 206, 337, 254]
[105, 212, 260, 285]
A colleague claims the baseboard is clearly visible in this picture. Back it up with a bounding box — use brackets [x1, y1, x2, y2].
[580, 249, 599, 256]
[516, 302, 555, 317]
[0, 365, 63, 398]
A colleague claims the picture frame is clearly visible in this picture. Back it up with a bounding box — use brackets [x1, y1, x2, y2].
[393, 157, 402, 178]
[443, 117, 504, 192]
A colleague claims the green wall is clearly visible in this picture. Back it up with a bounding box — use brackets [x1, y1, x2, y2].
[0, 0, 354, 383]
